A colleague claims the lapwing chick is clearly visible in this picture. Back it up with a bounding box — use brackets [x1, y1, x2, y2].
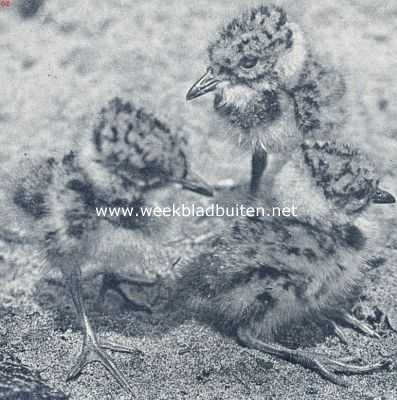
[166, 141, 394, 386]
[6, 97, 213, 395]
[186, 5, 346, 195]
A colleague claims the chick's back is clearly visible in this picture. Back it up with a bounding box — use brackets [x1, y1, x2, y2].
[174, 216, 366, 340]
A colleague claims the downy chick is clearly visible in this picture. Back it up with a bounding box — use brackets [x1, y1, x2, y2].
[186, 5, 346, 194]
[5, 97, 212, 395]
[165, 141, 395, 386]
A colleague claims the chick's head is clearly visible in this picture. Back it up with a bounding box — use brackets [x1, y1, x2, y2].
[272, 141, 395, 223]
[208, 6, 293, 86]
[187, 6, 306, 131]
[82, 97, 213, 201]
[302, 142, 395, 214]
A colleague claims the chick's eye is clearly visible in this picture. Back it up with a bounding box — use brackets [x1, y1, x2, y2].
[239, 55, 258, 69]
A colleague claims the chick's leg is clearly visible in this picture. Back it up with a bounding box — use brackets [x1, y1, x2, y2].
[65, 265, 139, 394]
[97, 272, 156, 312]
[250, 147, 267, 196]
[237, 328, 389, 387]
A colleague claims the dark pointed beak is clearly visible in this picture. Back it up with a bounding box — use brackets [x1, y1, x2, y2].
[179, 171, 213, 197]
[372, 188, 396, 204]
[186, 67, 220, 101]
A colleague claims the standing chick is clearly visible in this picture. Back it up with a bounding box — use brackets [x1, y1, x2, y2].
[186, 5, 346, 194]
[6, 97, 212, 395]
[166, 141, 394, 386]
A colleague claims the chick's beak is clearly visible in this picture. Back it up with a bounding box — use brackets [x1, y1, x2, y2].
[372, 188, 396, 204]
[179, 171, 213, 197]
[186, 67, 220, 101]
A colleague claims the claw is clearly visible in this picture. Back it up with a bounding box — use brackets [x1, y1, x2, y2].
[237, 328, 389, 387]
[339, 312, 381, 339]
[65, 266, 139, 395]
[101, 341, 143, 356]
[67, 336, 137, 396]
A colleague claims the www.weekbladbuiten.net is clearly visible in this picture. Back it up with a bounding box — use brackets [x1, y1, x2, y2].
[95, 204, 298, 218]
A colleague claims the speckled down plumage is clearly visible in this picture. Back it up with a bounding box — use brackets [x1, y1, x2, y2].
[301, 141, 378, 211]
[168, 139, 393, 353]
[292, 53, 347, 138]
[194, 5, 347, 156]
[92, 97, 189, 191]
[172, 215, 365, 341]
[209, 6, 293, 84]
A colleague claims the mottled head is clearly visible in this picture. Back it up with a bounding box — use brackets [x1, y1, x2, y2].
[186, 6, 306, 130]
[302, 142, 395, 212]
[90, 97, 213, 197]
[273, 141, 395, 221]
[207, 5, 293, 86]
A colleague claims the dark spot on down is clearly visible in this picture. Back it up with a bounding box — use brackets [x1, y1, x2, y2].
[341, 224, 366, 250]
[93, 125, 103, 152]
[294, 281, 309, 301]
[66, 179, 96, 207]
[275, 7, 287, 28]
[13, 188, 47, 219]
[257, 264, 290, 280]
[285, 246, 301, 256]
[303, 248, 317, 262]
[244, 247, 257, 259]
[231, 223, 242, 239]
[66, 179, 89, 193]
[66, 222, 85, 239]
[63, 151, 75, 164]
[256, 292, 276, 307]
[366, 256, 387, 269]
[285, 29, 293, 49]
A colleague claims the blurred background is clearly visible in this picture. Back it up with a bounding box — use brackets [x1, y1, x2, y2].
[1, 1, 397, 399]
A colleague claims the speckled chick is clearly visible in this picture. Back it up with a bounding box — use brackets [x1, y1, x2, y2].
[168, 141, 394, 386]
[5, 98, 212, 395]
[186, 5, 346, 194]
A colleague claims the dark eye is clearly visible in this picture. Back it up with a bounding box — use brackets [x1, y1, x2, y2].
[239, 55, 258, 69]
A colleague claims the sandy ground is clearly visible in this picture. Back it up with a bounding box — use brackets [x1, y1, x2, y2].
[1, 0, 397, 399]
